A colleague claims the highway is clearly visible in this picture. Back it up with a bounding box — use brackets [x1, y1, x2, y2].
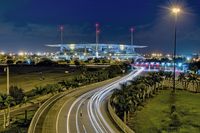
[28, 67, 144, 133]
[66, 68, 144, 133]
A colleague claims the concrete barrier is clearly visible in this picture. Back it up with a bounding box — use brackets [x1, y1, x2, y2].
[108, 99, 135, 133]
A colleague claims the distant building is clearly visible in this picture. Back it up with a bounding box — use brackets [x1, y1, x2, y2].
[47, 43, 147, 60]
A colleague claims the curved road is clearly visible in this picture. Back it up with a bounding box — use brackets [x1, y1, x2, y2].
[66, 68, 143, 133]
[28, 67, 144, 133]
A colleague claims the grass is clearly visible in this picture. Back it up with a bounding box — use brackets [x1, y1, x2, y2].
[0, 110, 36, 133]
[129, 90, 200, 133]
[0, 66, 77, 93]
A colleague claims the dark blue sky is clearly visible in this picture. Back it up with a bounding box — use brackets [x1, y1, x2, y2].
[0, 0, 200, 54]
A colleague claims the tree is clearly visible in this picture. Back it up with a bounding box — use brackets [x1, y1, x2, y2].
[36, 59, 58, 66]
[110, 71, 169, 123]
[58, 80, 69, 91]
[148, 72, 162, 93]
[188, 73, 200, 92]
[0, 95, 6, 129]
[32, 86, 44, 95]
[6, 60, 14, 65]
[44, 84, 60, 95]
[0, 94, 15, 128]
[106, 65, 122, 78]
[178, 73, 187, 90]
[9, 86, 25, 105]
[94, 58, 100, 63]
[74, 60, 80, 66]
[20, 96, 34, 124]
[190, 65, 198, 74]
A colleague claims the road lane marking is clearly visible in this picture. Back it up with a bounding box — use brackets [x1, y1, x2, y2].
[83, 124, 87, 133]
[56, 98, 72, 133]
[86, 68, 144, 133]
[67, 90, 97, 133]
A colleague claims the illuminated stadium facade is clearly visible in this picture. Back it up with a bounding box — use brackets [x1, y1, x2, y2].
[47, 43, 147, 60]
[47, 24, 147, 61]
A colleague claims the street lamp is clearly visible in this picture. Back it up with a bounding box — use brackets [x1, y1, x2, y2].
[130, 27, 135, 45]
[171, 7, 181, 93]
[60, 25, 64, 44]
[95, 23, 100, 58]
[2, 64, 10, 95]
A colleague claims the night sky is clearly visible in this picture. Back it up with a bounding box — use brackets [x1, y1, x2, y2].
[0, 0, 200, 54]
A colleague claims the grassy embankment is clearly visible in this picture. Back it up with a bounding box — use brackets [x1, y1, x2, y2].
[129, 89, 200, 133]
[0, 66, 76, 93]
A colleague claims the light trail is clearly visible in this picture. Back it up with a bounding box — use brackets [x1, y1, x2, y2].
[87, 68, 144, 133]
[66, 67, 144, 133]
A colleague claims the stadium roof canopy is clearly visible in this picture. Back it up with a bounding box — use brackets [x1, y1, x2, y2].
[46, 43, 147, 49]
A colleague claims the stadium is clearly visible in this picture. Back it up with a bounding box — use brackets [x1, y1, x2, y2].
[47, 43, 147, 61]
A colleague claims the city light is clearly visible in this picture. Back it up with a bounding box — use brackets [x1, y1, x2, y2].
[187, 57, 191, 61]
[119, 45, 125, 51]
[69, 44, 75, 50]
[18, 52, 24, 56]
[36, 52, 42, 56]
[178, 63, 183, 67]
[172, 7, 181, 14]
[0, 51, 5, 55]
[151, 53, 163, 58]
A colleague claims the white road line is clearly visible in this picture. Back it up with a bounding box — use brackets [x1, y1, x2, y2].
[30, 93, 66, 133]
[66, 68, 144, 133]
[86, 68, 144, 133]
[83, 124, 87, 133]
[56, 99, 71, 133]
[67, 90, 97, 133]
[76, 99, 87, 133]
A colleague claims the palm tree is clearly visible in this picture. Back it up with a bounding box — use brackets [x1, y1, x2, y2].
[58, 80, 68, 90]
[20, 96, 34, 124]
[164, 72, 173, 89]
[158, 71, 166, 90]
[148, 72, 161, 93]
[188, 73, 200, 92]
[165, 72, 173, 81]
[143, 76, 154, 97]
[0, 95, 15, 128]
[178, 73, 187, 90]
[33, 86, 44, 96]
[136, 83, 147, 102]
[5, 95, 15, 127]
[111, 90, 120, 112]
[126, 97, 134, 122]
[0, 95, 6, 129]
[111, 85, 130, 123]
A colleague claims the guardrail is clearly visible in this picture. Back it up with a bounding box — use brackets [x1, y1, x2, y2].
[28, 90, 74, 133]
[108, 99, 135, 133]
[28, 76, 121, 133]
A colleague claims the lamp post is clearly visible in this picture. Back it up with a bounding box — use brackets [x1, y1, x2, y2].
[130, 27, 135, 45]
[60, 25, 64, 44]
[95, 23, 100, 58]
[3, 64, 10, 95]
[171, 7, 181, 93]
